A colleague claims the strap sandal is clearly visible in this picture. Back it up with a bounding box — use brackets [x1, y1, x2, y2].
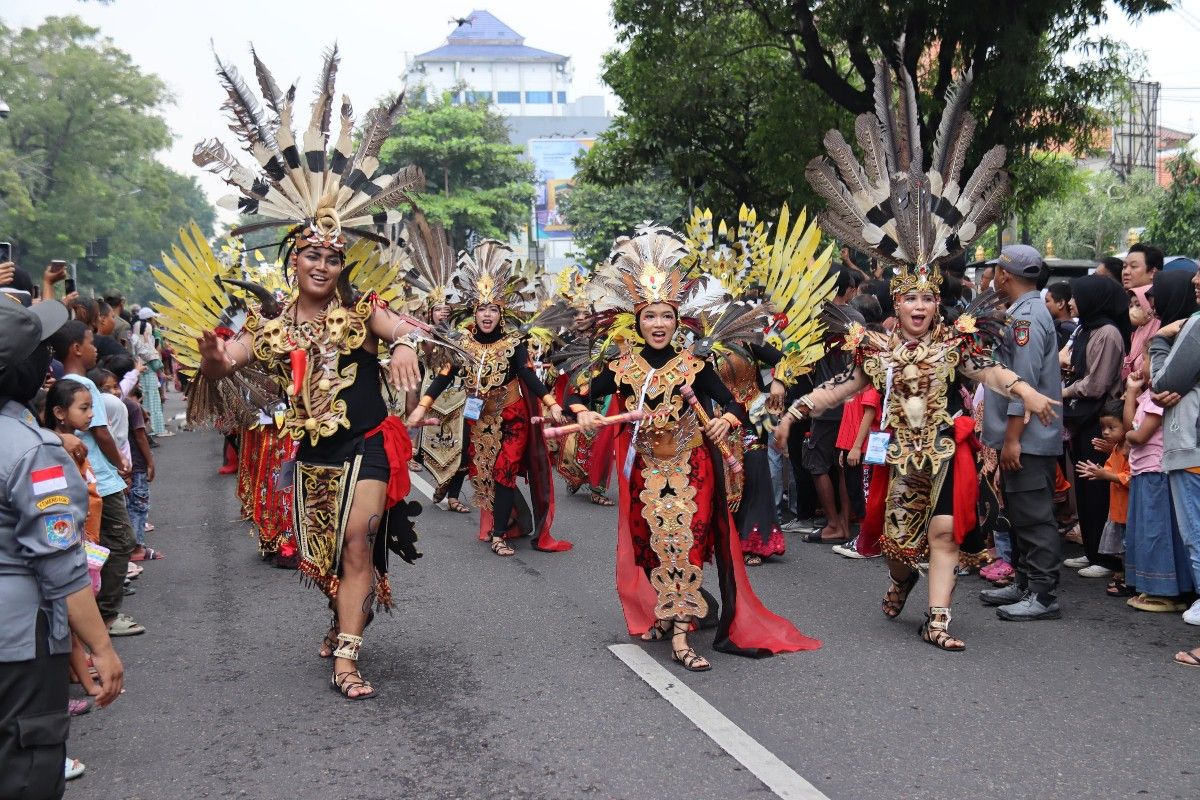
[919, 607, 966, 652]
[670, 619, 711, 672]
[446, 498, 471, 513]
[490, 537, 515, 557]
[332, 632, 363, 661]
[432, 482, 448, 503]
[743, 553, 763, 566]
[330, 670, 377, 700]
[640, 619, 671, 642]
[589, 492, 615, 506]
[882, 571, 919, 619]
[319, 616, 339, 658]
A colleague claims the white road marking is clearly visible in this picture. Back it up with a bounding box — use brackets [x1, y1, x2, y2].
[407, 468, 435, 502]
[608, 644, 831, 800]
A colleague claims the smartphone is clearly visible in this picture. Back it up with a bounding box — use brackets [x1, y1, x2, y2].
[64, 278, 76, 294]
[0, 241, 10, 263]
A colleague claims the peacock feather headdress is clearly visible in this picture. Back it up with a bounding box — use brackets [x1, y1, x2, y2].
[404, 211, 456, 309]
[454, 240, 525, 309]
[806, 55, 1007, 297]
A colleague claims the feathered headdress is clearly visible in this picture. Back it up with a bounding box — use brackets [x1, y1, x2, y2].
[556, 265, 592, 311]
[194, 44, 425, 252]
[404, 211, 455, 308]
[806, 55, 1008, 297]
[454, 240, 525, 309]
[608, 226, 693, 311]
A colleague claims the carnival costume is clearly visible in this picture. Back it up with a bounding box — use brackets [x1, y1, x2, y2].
[567, 227, 820, 665]
[546, 268, 618, 504]
[793, 57, 1054, 649]
[171, 45, 446, 697]
[418, 241, 573, 553]
[681, 206, 839, 562]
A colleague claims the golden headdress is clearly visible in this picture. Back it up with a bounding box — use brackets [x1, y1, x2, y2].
[556, 265, 591, 311]
[194, 44, 424, 253]
[454, 240, 525, 309]
[608, 226, 690, 311]
[806, 57, 1007, 297]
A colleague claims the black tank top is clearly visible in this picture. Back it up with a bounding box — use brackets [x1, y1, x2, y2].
[297, 344, 388, 463]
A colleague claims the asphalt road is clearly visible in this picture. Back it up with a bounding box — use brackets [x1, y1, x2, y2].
[68, 405, 1199, 800]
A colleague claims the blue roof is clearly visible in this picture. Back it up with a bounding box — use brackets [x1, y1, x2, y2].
[448, 10, 522, 43]
[415, 10, 567, 61]
[415, 43, 567, 62]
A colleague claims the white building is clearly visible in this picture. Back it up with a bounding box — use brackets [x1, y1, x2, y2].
[403, 10, 575, 117]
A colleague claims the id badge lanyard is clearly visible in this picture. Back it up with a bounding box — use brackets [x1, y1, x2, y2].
[622, 367, 656, 479]
[464, 358, 487, 421]
[864, 364, 894, 466]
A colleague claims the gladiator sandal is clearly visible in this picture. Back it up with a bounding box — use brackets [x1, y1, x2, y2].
[330, 633, 377, 700]
[640, 619, 671, 642]
[318, 615, 339, 659]
[882, 571, 919, 619]
[919, 607, 966, 652]
[670, 620, 712, 672]
[490, 536, 515, 557]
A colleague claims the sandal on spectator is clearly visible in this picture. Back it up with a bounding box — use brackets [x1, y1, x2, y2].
[68, 698, 91, 717]
[1173, 647, 1200, 668]
[130, 547, 164, 562]
[1127, 594, 1188, 613]
[107, 614, 146, 637]
[65, 758, 85, 781]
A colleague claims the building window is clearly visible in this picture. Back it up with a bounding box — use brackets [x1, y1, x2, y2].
[557, 91, 566, 103]
[526, 91, 552, 103]
[465, 91, 492, 103]
[449, 92, 461, 105]
[497, 91, 521, 103]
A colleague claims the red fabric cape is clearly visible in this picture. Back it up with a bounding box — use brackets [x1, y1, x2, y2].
[475, 389, 571, 552]
[365, 415, 413, 508]
[858, 416, 981, 546]
[613, 426, 820, 657]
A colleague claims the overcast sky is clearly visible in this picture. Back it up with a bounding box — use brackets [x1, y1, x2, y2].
[2, 0, 1198, 217]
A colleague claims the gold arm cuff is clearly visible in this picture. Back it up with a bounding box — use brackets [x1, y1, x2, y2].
[418, 396, 434, 410]
[541, 393, 557, 408]
[721, 412, 742, 429]
[568, 403, 589, 415]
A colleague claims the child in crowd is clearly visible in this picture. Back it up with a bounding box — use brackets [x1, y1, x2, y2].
[833, 384, 884, 559]
[41, 378, 106, 780]
[1121, 370, 1192, 612]
[102, 356, 160, 561]
[1076, 402, 1131, 596]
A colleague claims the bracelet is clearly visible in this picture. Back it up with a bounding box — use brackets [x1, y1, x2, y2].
[721, 412, 742, 429]
[389, 331, 421, 353]
[1003, 376, 1026, 392]
[541, 393, 557, 408]
[418, 396, 434, 410]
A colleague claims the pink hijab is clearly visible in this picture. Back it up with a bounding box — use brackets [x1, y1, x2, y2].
[1122, 284, 1160, 379]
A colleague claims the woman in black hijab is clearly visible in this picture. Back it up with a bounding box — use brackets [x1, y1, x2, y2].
[1064, 275, 1130, 576]
[1149, 270, 1199, 327]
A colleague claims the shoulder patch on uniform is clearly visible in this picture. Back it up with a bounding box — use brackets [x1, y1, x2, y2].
[30, 465, 68, 495]
[36, 494, 70, 510]
[1013, 320, 1031, 346]
[44, 513, 79, 550]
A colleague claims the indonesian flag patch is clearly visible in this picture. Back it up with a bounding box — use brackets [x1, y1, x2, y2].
[31, 465, 68, 496]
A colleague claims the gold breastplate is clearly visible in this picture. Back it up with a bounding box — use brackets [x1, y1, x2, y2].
[461, 335, 518, 395]
[611, 348, 705, 458]
[245, 297, 371, 445]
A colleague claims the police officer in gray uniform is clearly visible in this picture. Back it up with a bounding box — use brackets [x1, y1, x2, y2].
[979, 245, 1066, 620]
[0, 298, 123, 800]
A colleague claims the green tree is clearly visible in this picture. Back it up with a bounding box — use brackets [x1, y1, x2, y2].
[1146, 152, 1200, 258]
[597, 1, 1168, 225]
[0, 16, 212, 297]
[1027, 167, 1162, 260]
[377, 90, 533, 249]
[580, 3, 849, 224]
[559, 169, 685, 266]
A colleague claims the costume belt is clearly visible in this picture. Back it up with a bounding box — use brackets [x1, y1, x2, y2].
[636, 426, 703, 460]
[482, 379, 521, 416]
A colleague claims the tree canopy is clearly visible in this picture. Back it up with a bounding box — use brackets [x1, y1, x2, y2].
[559, 168, 685, 266]
[0, 16, 214, 300]
[586, 0, 1170, 230]
[1145, 153, 1200, 258]
[378, 91, 533, 250]
[1027, 167, 1161, 260]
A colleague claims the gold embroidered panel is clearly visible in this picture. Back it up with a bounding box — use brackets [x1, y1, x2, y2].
[460, 334, 519, 395]
[640, 454, 708, 621]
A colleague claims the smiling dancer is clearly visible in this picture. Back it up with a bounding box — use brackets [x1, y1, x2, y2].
[773, 57, 1060, 651]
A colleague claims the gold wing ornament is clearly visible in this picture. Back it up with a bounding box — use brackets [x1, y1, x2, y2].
[760, 205, 838, 385]
[151, 222, 283, 428]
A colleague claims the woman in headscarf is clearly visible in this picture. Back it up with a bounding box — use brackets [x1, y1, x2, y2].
[1063, 275, 1130, 578]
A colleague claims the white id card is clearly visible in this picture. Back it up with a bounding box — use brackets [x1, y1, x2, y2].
[864, 431, 891, 465]
[464, 396, 484, 420]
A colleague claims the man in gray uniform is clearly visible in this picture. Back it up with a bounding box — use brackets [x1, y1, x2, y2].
[0, 298, 123, 800]
[979, 245, 1066, 620]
